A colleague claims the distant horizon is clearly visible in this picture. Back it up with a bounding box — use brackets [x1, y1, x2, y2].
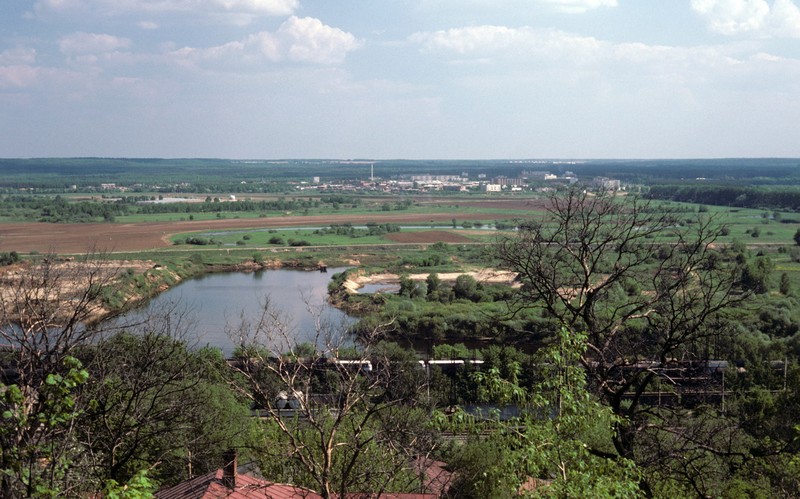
[3, 156, 800, 162]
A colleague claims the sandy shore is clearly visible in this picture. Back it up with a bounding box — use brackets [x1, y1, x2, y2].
[344, 268, 518, 293]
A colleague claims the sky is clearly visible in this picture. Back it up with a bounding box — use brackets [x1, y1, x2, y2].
[1, 0, 799, 160]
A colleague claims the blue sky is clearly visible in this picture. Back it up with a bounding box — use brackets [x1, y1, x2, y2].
[1, 0, 799, 159]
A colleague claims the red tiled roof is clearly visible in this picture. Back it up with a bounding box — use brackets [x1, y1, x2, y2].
[155, 469, 322, 499]
[341, 495, 437, 498]
[155, 469, 441, 499]
[414, 458, 452, 497]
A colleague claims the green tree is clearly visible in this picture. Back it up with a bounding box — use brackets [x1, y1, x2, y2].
[780, 272, 791, 296]
[494, 188, 745, 494]
[398, 274, 416, 298]
[525, 328, 642, 497]
[442, 328, 641, 498]
[102, 470, 157, 499]
[76, 331, 254, 487]
[741, 255, 773, 294]
[0, 357, 89, 497]
[425, 273, 441, 296]
[453, 274, 480, 301]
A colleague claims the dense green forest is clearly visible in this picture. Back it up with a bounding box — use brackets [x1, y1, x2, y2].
[649, 184, 800, 211]
[0, 194, 349, 223]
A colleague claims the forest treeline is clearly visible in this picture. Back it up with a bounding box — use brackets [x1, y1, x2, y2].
[0, 195, 367, 223]
[648, 184, 800, 212]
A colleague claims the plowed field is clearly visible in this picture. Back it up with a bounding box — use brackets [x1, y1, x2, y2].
[0, 211, 505, 254]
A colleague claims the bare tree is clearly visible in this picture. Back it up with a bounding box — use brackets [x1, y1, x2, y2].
[0, 254, 128, 497]
[495, 188, 745, 470]
[228, 297, 436, 498]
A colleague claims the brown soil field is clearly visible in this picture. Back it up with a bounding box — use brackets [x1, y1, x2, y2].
[0, 211, 504, 254]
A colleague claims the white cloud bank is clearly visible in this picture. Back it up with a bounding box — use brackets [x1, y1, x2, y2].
[411, 25, 604, 61]
[0, 47, 37, 65]
[34, 0, 298, 18]
[691, 0, 800, 37]
[173, 16, 362, 66]
[59, 32, 131, 55]
[539, 0, 617, 14]
[0, 48, 38, 88]
[409, 23, 800, 94]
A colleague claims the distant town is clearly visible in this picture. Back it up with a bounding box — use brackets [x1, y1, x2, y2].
[66, 171, 624, 196]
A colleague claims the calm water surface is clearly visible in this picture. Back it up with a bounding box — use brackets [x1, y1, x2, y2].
[123, 268, 352, 356]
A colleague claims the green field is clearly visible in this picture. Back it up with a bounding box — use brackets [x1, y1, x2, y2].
[170, 226, 496, 248]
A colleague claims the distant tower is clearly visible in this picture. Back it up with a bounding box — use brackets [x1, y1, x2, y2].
[370, 163, 374, 182]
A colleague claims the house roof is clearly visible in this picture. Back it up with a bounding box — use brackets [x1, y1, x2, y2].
[414, 459, 452, 497]
[155, 468, 441, 499]
[154, 469, 322, 499]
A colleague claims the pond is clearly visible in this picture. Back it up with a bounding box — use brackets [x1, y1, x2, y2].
[119, 268, 352, 356]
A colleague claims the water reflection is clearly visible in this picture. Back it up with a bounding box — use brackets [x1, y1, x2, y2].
[119, 268, 352, 356]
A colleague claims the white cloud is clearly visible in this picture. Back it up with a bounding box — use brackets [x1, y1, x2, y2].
[691, 0, 800, 37]
[59, 32, 131, 55]
[215, 0, 298, 15]
[690, 0, 770, 34]
[172, 16, 361, 67]
[278, 16, 362, 64]
[34, 0, 298, 19]
[411, 25, 603, 61]
[539, 0, 617, 14]
[137, 21, 159, 30]
[411, 25, 523, 54]
[0, 65, 41, 88]
[0, 47, 37, 65]
[409, 23, 781, 90]
[768, 0, 800, 36]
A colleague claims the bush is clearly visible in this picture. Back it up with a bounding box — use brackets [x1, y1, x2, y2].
[453, 275, 480, 301]
[0, 251, 19, 266]
[432, 343, 473, 360]
[185, 237, 213, 245]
